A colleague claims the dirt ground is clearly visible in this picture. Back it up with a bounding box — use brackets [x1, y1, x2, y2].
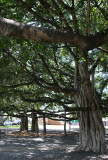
[0, 125, 108, 160]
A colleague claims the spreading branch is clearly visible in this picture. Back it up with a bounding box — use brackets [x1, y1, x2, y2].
[0, 18, 108, 50]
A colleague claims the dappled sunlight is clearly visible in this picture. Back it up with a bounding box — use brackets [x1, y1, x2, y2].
[0, 134, 108, 159]
[32, 137, 44, 142]
[0, 127, 108, 159]
[0, 141, 5, 145]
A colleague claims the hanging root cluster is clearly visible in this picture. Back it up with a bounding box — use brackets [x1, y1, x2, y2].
[77, 109, 107, 154]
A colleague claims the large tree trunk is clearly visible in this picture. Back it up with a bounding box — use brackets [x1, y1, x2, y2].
[20, 116, 28, 132]
[31, 112, 39, 135]
[77, 109, 106, 153]
[43, 114, 46, 134]
[75, 87, 107, 153]
[74, 51, 107, 153]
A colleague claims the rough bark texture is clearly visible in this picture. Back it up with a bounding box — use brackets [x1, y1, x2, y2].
[0, 17, 108, 51]
[31, 112, 39, 134]
[77, 110, 107, 153]
[20, 116, 28, 132]
[74, 52, 107, 153]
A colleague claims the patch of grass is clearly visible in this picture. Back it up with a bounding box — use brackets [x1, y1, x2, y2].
[0, 125, 31, 128]
[0, 125, 20, 128]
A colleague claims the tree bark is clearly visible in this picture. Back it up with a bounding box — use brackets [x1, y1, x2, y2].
[74, 52, 107, 153]
[43, 114, 46, 134]
[64, 110, 67, 136]
[0, 17, 108, 51]
[77, 109, 107, 153]
[20, 116, 28, 132]
[31, 112, 39, 135]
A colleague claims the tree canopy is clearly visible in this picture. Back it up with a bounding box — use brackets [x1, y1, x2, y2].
[0, 0, 108, 153]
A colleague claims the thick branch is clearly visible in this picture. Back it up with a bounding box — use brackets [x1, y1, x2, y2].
[19, 92, 75, 105]
[0, 18, 108, 50]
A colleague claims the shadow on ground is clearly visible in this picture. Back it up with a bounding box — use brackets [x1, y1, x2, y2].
[0, 127, 108, 160]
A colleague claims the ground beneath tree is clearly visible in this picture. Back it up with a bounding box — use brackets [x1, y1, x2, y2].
[0, 125, 108, 160]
